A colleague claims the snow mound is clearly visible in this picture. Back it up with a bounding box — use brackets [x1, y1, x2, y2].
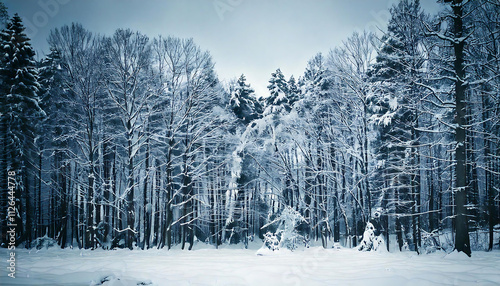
[255, 247, 292, 256]
[91, 275, 152, 286]
[443, 250, 471, 260]
[32, 235, 58, 250]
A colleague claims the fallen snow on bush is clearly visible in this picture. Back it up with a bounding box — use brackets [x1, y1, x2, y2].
[1, 245, 499, 285]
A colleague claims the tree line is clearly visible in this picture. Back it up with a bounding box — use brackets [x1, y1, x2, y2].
[0, 0, 498, 255]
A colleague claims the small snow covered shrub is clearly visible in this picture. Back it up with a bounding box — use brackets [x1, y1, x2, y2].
[358, 211, 385, 252]
[260, 206, 307, 251]
[32, 235, 58, 250]
[421, 229, 442, 254]
[358, 222, 384, 251]
[263, 232, 280, 251]
[277, 207, 307, 250]
[96, 221, 113, 249]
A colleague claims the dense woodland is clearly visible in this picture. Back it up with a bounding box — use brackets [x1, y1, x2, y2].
[0, 0, 499, 256]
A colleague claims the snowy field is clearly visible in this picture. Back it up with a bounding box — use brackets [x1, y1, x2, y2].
[1, 244, 500, 286]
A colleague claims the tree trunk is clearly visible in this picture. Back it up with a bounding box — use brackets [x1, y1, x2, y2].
[126, 121, 135, 250]
[142, 136, 150, 250]
[450, 0, 471, 257]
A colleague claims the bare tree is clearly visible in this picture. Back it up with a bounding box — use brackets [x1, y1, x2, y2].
[48, 23, 104, 249]
[103, 29, 151, 249]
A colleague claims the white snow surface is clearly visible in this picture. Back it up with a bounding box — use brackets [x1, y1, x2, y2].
[1, 243, 500, 286]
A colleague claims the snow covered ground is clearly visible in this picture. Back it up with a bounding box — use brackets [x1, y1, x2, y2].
[1, 244, 499, 286]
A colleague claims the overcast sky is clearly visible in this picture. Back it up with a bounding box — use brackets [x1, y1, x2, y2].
[3, 0, 441, 97]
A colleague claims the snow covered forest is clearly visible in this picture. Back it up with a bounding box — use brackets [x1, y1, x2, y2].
[1, 0, 500, 260]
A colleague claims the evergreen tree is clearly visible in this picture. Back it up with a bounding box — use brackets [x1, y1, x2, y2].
[37, 48, 71, 246]
[265, 68, 291, 113]
[229, 74, 262, 124]
[287, 75, 300, 106]
[367, 0, 426, 252]
[0, 2, 7, 28]
[304, 53, 331, 99]
[0, 14, 43, 246]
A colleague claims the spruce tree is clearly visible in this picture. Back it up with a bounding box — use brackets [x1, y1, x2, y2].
[367, 0, 426, 252]
[0, 14, 43, 246]
[287, 75, 300, 107]
[266, 68, 291, 113]
[0, 2, 7, 28]
[229, 74, 262, 124]
[37, 48, 71, 245]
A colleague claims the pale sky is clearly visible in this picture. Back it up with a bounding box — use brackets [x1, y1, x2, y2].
[3, 0, 441, 97]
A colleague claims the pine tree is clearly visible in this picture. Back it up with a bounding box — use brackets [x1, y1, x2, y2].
[0, 14, 43, 246]
[229, 74, 262, 124]
[368, 0, 426, 252]
[287, 75, 300, 106]
[0, 2, 7, 28]
[37, 48, 71, 246]
[265, 68, 290, 113]
[304, 53, 330, 100]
